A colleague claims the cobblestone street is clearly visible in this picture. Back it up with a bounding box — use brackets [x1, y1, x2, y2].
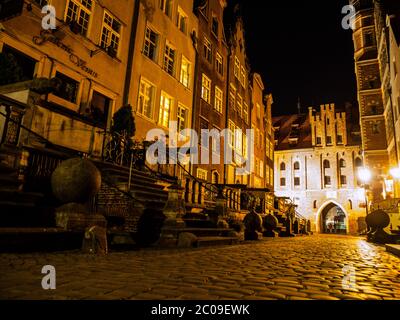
[1, 235, 400, 300]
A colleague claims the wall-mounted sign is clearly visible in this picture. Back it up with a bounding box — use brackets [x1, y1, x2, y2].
[33, 30, 98, 78]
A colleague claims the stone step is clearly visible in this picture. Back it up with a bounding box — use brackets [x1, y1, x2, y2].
[0, 163, 17, 174]
[131, 189, 169, 201]
[0, 175, 21, 188]
[386, 244, 400, 258]
[183, 219, 215, 229]
[168, 227, 235, 238]
[196, 236, 239, 247]
[0, 202, 55, 228]
[0, 228, 83, 252]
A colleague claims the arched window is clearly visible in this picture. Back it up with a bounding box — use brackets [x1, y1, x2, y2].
[348, 200, 353, 210]
[212, 171, 219, 184]
[313, 200, 317, 209]
[280, 162, 286, 171]
[340, 159, 346, 168]
[294, 162, 300, 170]
[355, 157, 363, 167]
[323, 160, 330, 169]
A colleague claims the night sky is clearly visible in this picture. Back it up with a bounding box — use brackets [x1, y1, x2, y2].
[237, 0, 357, 116]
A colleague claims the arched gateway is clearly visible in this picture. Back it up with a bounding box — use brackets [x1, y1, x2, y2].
[316, 200, 349, 234]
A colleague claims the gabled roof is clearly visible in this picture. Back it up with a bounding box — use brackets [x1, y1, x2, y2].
[273, 114, 312, 151]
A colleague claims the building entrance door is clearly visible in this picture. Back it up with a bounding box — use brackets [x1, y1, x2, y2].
[321, 202, 347, 234]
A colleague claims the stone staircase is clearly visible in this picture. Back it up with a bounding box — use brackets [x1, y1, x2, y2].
[96, 161, 240, 248]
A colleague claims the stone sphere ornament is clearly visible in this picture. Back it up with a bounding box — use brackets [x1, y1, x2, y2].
[366, 209, 390, 229]
[51, 158, 101, 204]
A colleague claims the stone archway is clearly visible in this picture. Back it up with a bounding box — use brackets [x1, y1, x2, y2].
[316, 200, 349, 234]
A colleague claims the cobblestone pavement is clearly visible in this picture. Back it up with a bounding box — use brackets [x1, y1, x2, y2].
[0, 235, 400, 300]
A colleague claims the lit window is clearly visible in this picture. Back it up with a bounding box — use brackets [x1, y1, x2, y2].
[235, 128, 243, 155]
[143, 27, 159, 61]
[229, 84, 236, 110]
[216, 53, 223, 76]
[237, 94, 243, 116]
[197, 169, 208, 181]
[260, 160, 264, 178]
[159, 92, 173, 127]
[214, 86, 223, 113]
[160, 0, 173, 18]
[65, 0, 93, 36]
[137, 78, 155, 119]
[234, 57, 240, 79]
[180, 56, 191, 88]
[241, 66, 246, 87]
[228, 120, 235, 148]
[204, 38, 212, 63]
[256, 103, 261, 119]
[163, 43, 176, 75]
[176, 7, 188, 34]
[243, 134, 248, 158]
[201, 74, 211, 103]
[243, 103, 249, 123]
[177, 103, 188, 132]
[100, 11, 121, 57]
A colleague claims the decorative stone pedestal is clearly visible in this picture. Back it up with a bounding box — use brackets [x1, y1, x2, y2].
[243, 209, 263, 241]
[263, 214, 279, 238]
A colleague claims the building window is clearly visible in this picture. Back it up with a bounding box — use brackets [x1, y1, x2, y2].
[237, 94, 243, 116]
[326, 136, 332, 145]
[212, 171, 220, 184]
[65, 0, 93, 37]
[1, 45, 37, 84]
[243, 103, 249, 123]
[159, 92, 173, 127]
[216, 53, 223, 76]
[280, 178, 286, 187]
[33, 0, 49, 6]
[160, 0, 173, 18]
[176, 7, 188, 34]
[337, 135, 343, 144]
[214, 86, 223, 113]
[348, 200, 353, 210]
[204, 38, 212, 63]
[280, 162, 286, 171]
[243, 134, 248, 158]
[212, 16, 219, 37]
[323, 160, 330, 169]
[163, 43, 176, 76]
[143, 27, 159, 61]
[324, 176, 331, 186]
[100, 11, 121, 56]
[54, 72, 79, 103]
[177, 103, 188, 132]
[201, 74, 211, 103]
[234, 57, 240, 79]
[180, 56, 190, 88]
[229, 85, 236, 110]
[256, 103, 261, 119]
[240, 66, 246, 87]
[88, 91, 111, 127]
[341, 175, 347, 185]
[340, 159, 346, 168]
[313, 200, 317, 209]
[197, 169, 208, 181]
[355, 157, 363, 167]
[260, 161, 264, 178]
[228, 120, 235, 148]
[294, 177, 300, 186]
[137, 78, 155, 119]
[235, 129, 243, 156]
[294, 162, 300, 170]
[372, 122, 380, 134]
[364, 32, 374, 47]
[316, 137, 322, 145]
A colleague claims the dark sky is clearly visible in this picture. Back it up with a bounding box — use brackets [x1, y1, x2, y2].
[238, 0, 357, 116]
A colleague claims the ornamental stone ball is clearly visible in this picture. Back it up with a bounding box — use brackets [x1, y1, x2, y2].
[51, 158, 101, 204]
[366, 209, 390, 229]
